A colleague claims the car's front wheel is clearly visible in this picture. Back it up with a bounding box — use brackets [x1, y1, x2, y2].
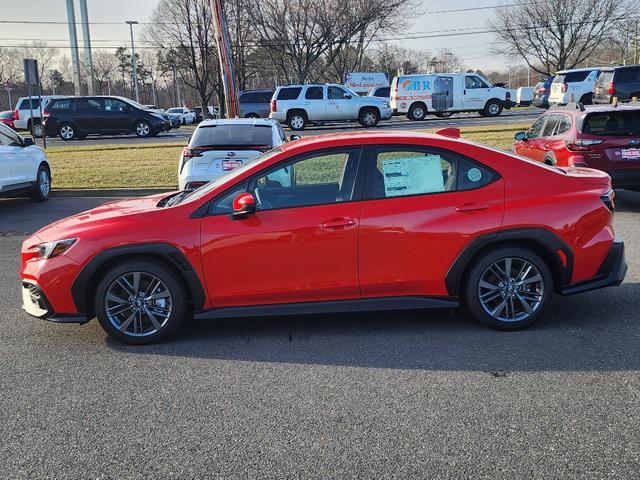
[464, 247, 553, 330]
[359, 108, 380, 128]
[95, 259, 189, 344]
[30, 164, 50, 202]
[135, 120, 152, 138]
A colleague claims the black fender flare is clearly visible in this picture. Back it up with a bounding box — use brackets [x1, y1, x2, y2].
[444, 228, 573, 296]
[71, 242, 206, 316]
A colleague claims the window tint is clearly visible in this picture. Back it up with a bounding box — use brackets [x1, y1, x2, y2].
[50, 99, 74, 111]
[373, 86, 390, 97]
[616, 67, 640, 83]
[556, 115, 572, 135]
[18, 98, 40, 110]
[251, 148, 361, 210]
[582, 111, 640, 135]
[527, 117, 547, 138]
[277, 87, 302, 100]
[77, 98, 103, 111]
[211, 182, 248, 215]
[256, 91, 274, 103]
[597, 71, 615, 86]
[239, 92, 258, 103]
[465, 76, 488, 89]
[0, 124, 21, 146]
[305, 86, 323, 100]
[104, 99, 128, 112]
[563, 71, 590, 83]
[328, 86, 348, 99]
[542, 115, 560, 137]
[370, 148, 496, 199]
[191, 124, 273, 147]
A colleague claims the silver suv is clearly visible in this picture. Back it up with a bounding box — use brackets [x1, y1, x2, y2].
[269, 84, 392, 130]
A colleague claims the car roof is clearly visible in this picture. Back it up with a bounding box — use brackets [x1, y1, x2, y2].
[599, 65, 640, 72]
[547, 103, 640, 117]
[555, 67, 599, 74]
[197, 118, 278, 127]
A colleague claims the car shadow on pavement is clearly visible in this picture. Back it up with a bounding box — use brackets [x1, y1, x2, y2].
[106, 281, 640, 372]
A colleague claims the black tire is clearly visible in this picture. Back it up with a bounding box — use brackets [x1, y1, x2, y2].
[543, 153, 556, 166]
[477, 110, 487, 117]
[408, 102, 427, 121]
[245, 113, 260, 119]
[358, 107, 380, 128]
[29, 163, 51, 202]
[579, 93, 593, 105]
[134, 120, 152, 138]
[94, 259, 189, 344]
[464, 246, 553, 331]
[434, 111, 453, 118]
[30, 121, 44, 138]
[58, 123, 75, 141]
[483, 99, 503, 117]
[287, 111, 307, 131]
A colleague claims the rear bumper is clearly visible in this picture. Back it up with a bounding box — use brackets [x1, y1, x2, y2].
[21, 280, 87, 324]
[608, 170, 640, 191]
[561, 240, 627, 295]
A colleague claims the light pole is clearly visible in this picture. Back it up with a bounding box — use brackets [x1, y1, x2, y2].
[5, 86, 13, 109]
[126, 20, 139, 102]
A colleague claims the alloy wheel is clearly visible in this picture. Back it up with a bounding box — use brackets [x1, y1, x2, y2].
[136, 122, 150, 136]
[477, 257, 544, 323]
[488, 103, 500, 115]
[290, 115, 304, 129]
[33, 123, 44, 137]
[362, 111, 377, 126]
[104, 272, 173, 337]
[39, 169, 50, 197]
[60, 125, 74, 139]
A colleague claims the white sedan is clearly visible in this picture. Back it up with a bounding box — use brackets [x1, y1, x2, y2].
[0, 123, 51, 202]
[178, 118, 288, 190]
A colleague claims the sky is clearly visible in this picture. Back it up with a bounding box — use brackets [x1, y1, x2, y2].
[0, 0, 507, 71]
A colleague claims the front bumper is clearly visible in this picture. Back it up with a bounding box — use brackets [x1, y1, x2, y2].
[22, 280, 87, 324]
[561, 240, 627, 295]
[380, 107, 393, 120]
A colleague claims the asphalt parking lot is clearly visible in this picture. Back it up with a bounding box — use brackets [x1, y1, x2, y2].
[40, 108, 539, 147]
[1, 192, 639, 478]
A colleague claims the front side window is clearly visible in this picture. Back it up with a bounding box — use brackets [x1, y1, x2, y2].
[527, 116, 547, 139]
[104, 99, 128, 112]
[251, 148, 361, 210]
[465, 76, 488, 89]
[369, 147, 497, 199]
[328, 86, 348, 100]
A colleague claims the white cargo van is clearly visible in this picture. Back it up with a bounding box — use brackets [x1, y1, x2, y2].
[390, 73, 511, 120]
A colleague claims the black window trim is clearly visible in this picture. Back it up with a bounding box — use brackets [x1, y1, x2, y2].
[202, 146, 367, 217]
[361, 144, 502, 201]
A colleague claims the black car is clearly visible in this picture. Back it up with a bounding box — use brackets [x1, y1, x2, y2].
[532, 76, 553, 108]
[594, 66, 640, 104]
[42, 96, 170, 140]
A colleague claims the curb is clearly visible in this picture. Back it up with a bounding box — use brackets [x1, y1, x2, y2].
[51, 188, 174, 198]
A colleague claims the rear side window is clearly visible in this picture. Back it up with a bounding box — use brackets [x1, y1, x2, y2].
[556, 115, 572, 135]
[277, 87, 302, 100]
[616, 67, 640, 83]
[582, 111, 640, 135]
[305, 87, 323, 100]
[239, 92, 258, 103]
[563, 71, 590, 83]
[18, 98, 40, 110]
[597, 71, 614, 86]
[191, 124, 273, 147]
[50, 99, 74, 111]
[542, 115, 560, 137]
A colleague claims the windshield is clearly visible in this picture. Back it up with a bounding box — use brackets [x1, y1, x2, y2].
[167, 108, 182, 113]
[176, 147, 284, 205]
[190, 124, 273, 148]
[120, 97, 149, 110]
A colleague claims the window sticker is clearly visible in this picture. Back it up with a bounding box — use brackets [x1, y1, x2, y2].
[381, 155, 445, 197]
[467, 167, 482, 182]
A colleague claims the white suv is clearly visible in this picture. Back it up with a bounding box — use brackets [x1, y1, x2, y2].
[269, 84, 392, 130]
[0, 124, 51, 202]
[166, 107, 196, 125]
[13, 96, 62, 138]
[549, 68, 600, 105]
[178, 118, 287, 190]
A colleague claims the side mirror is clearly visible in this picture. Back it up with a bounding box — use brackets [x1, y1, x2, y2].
[229, 192, 256, 220]
[289, 134, 301, 141]
[22, 137, 35, 147]
[514, 131, 527, 141]
[343, 94, 352, 99]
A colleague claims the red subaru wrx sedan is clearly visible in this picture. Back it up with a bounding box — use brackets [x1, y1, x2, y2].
[21, 130, 626, 344]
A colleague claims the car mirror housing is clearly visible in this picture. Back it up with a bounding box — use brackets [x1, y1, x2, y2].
[514, 131, 527, 141]
[229, 192, 257, 220]
[289, 135, 301, 141]
[343, 94, 352, 99]
[22, 137, 35, 147]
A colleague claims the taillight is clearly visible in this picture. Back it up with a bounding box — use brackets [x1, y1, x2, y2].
[608, 82, 615, 95]
[565, 138, 604, 151]
[13, 109, 19, 120]
[561, 83, 568, 93]
[270, 99, 277, 112]
[180, 147, 203, 173]
[601, 189, 615, 212]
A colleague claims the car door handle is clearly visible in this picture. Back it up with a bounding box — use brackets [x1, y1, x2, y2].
[456, 203, 489, 213]
[543, 143, 551, 149]
[320, 217, 356, 229]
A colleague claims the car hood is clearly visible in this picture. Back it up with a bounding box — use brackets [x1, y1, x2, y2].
[32, 193, 174, 243]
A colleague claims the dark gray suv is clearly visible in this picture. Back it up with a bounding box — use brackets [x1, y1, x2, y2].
[239, 89, 275, 118]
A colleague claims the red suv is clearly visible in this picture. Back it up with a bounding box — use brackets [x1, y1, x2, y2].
[513, 104, 640, 191]
[21, 131, 626, 343]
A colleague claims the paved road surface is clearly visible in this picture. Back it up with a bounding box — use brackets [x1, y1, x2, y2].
[38, 108, 540, 148]
[1, 192, 639, 478]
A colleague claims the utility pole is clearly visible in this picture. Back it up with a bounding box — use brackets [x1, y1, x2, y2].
[79, 0, 95, 95]
[5, 86, 13, 109]
[635, 20, 638, 65]
[65, 0, 82, 95]
[210, 0, 239, 118]
[126, 20, 140, 102]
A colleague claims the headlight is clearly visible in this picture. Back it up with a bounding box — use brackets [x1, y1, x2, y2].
[382, 101, 390, 108]
[37, 238, 77, 259]
[151, 112, 165, 121]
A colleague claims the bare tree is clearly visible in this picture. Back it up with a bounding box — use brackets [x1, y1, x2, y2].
[372, 44, 428, 78]
[489, 0, 639, 75]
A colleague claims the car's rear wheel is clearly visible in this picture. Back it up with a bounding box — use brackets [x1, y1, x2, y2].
[95, 260, 189, 344]
[135, 120, 152, 138]
[359, 108, 380, 128]
[30, 164, 50, 202]
[58, 123, 75, 140]
[464, 247, 553, 330]
[31, 121, 44, 138]
[287, 111, 307, 131]
[245, 113, 260, 119]
[408, 103, 427, 121]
